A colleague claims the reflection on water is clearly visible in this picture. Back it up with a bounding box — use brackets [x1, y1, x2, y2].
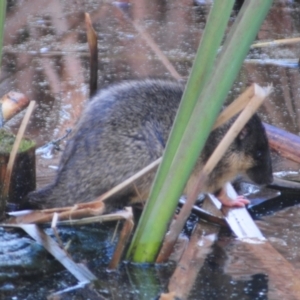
[1, 0, 300, 299]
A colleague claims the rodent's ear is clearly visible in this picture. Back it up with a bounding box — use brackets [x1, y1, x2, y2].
[238, 124, 251, 141]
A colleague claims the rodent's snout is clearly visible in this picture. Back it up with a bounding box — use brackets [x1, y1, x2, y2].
[246, 165, 273, 185]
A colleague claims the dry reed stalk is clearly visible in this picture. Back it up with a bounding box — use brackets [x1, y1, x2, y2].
[8, 204, 134, 226]
[251, 36, 300, 48]
[212, 84, 255, 129]
[10, 201, 106, 224]
[159, 292, 176, 300]
[244, 58, 298, 67]
[56, 209, 133, 226]
[2, 101, 36, 199]
[108, 208, 134, 269]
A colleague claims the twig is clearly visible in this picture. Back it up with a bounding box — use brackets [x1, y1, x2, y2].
[7, 207, 133, 226]
[212, 84, 255, 129]
[2, 101, 36, 199]
[111, 220, 120, 243]
[244, 58, 298, 67]
[251, 36, 300, 48]
[108, 207, 134, 270]
[51, 212, 66, 249]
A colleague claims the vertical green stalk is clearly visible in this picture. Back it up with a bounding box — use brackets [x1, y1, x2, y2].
[127, 0, 273, 263]
[127, 0, 235, 260]
[0, 0, 7, 70]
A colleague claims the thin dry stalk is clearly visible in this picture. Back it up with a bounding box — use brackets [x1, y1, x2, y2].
[156, 84, 271, 263]
[8, 206, 132, 226]
[159, 292, 177, 300]
[244, 58, 298, 67]
[111, 220, 121, 243]
[10, 200, 106, 224]
[108, 208, 134, 270]
[51, 212, 66, 249]
[2, 101, 36, 198]
[251, 36, 300, 48]
[57, 209, 133, 226]
[212, 84, 255, 129]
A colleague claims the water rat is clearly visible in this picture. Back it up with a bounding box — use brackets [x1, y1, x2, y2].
[27, 79, 273, 211]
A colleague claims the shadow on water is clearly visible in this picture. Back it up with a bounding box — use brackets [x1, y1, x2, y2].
[1, 0, 300, 299]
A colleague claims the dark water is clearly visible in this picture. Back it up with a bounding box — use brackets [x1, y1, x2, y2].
[1, 0, 300, 299]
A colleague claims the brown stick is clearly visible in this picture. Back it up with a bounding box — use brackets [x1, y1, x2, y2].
[108, 208, 134, 270]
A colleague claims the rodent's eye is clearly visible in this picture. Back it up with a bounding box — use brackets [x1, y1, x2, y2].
[256, 151, 263, 158]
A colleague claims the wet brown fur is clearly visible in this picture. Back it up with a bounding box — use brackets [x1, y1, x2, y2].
[27, 80, 273, 211]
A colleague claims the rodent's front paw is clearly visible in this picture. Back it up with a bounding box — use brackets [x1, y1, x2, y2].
[218, 194, 250, 207]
